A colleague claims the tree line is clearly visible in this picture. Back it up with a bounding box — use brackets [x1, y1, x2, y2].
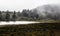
[0, 9, 59, 21]
[0, 9, 39, 21]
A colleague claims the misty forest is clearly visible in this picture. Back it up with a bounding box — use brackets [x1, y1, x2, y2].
[0, 4, 60, 22]
[0, 4, 60, 36]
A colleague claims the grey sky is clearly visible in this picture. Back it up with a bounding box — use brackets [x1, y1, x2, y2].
[0, 0, 60, 11]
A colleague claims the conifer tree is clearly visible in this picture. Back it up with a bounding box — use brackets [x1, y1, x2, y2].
[0, 11, 2, 21]
[12, 11, 17, 21]
[5, 10, 10, 21]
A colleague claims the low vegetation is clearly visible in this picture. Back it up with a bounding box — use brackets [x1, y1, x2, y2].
[0, 23, 60, 36]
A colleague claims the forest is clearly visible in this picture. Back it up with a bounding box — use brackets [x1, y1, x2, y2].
[0, 9, 39, 21]
[0, 7, 60, 23]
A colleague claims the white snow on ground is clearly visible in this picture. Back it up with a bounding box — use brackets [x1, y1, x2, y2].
[0, 21, 40, 25]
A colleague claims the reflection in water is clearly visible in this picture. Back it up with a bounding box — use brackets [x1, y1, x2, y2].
[0, 21, 40, 25]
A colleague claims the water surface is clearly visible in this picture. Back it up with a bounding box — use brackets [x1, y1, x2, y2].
[0, 21, 40, 25]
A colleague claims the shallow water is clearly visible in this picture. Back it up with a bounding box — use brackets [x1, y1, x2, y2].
[0, 21, 40, 25]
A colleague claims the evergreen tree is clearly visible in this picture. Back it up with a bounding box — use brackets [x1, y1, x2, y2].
[12, 11, 17, 21]
[35, 14, 39, 19]
[0, 11, 2, 21]
[17, 11, 21, 17]
[22, 9, 28, 17]
[5, 10, 10, 21]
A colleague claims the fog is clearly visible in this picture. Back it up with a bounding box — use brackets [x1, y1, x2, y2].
[31, 4, 60, 19]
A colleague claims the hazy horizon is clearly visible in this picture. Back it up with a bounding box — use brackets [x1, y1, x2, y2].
[0, 0, 60, 11]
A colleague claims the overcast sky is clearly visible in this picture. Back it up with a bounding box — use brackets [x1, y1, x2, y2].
[0, 0, 60, 11]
